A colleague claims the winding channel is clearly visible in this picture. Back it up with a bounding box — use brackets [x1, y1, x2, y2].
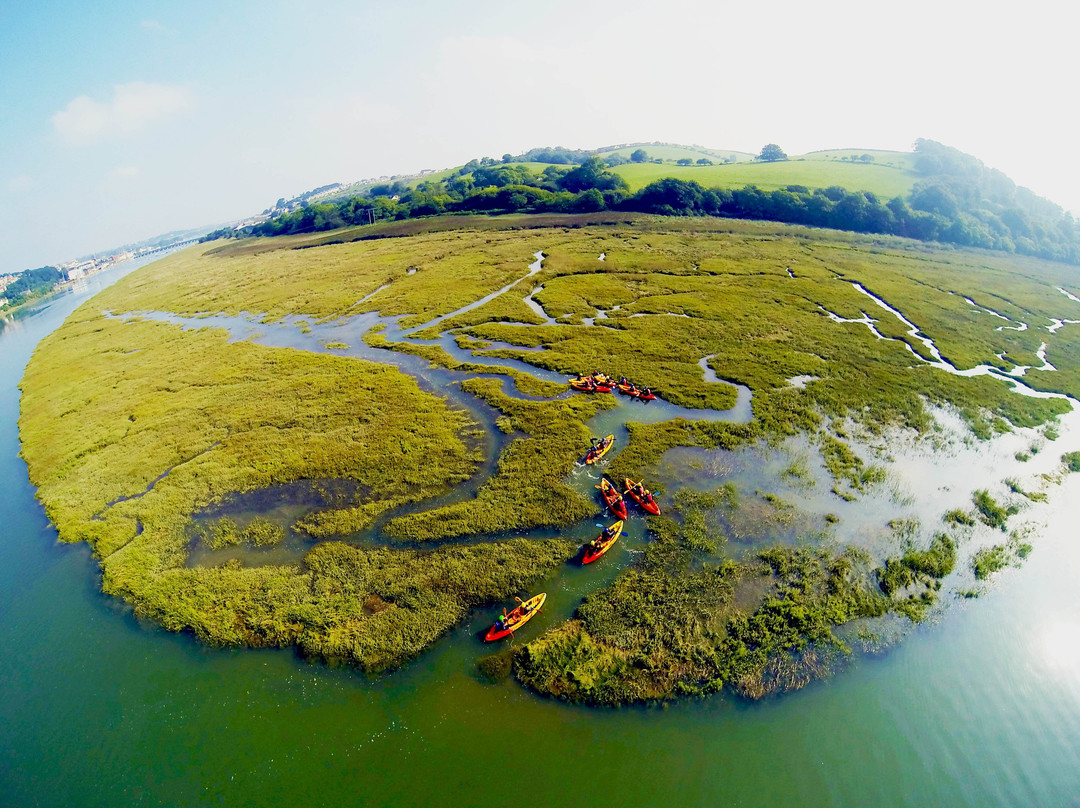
[116, 254, 1080, 567]
[821, 281, 1079, 402]
[116, 251, 752, 565]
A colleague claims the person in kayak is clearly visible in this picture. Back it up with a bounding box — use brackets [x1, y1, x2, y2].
[592, 524, 614, 550]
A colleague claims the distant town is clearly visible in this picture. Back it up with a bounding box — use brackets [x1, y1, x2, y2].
[0, 236, 200, 312]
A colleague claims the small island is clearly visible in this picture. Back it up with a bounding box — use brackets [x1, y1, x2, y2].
[19, 143, 1080, 704]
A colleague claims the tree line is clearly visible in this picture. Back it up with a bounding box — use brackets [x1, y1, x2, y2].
[205, 144, 1079, 265]
[1, 266, 63, 308]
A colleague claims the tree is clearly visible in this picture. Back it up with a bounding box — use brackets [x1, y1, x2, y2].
[630, 178, 705, 215]
[556, 157, 627, 193]
[758, 144, 787, 162]
[630, 148, 649, 163]
[676, 158, 693, 166]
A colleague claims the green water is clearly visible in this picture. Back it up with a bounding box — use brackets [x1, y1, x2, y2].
[2, 263, 1079, 807]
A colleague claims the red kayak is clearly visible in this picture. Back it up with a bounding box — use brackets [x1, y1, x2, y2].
[616, 381, 656, 401]
[599, 477, 628, 520]
[570, 377, 611, 393]
[624, 478, 660, 515]
[583, 520, 623, 564]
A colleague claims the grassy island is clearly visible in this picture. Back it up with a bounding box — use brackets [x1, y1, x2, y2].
[19, 213, 1079, 690]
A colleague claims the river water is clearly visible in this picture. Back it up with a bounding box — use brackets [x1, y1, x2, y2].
[2, 257, 1079, 807]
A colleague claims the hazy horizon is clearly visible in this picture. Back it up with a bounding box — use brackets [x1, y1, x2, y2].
[2, 0, 1074, 274]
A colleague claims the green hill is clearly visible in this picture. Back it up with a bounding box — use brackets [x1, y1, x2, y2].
[222, 139, 1077, 266]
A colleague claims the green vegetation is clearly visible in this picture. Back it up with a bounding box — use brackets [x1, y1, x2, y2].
[1062, 451, 1080, 472]
[612, 159, 914, 199]
[972, 489, 1019, 531]
[972, 545, 1010, 580]
[383, 377, 611, 542]
[199, 516, 286, 549]
[18, 313, 579, 670]
[972, 529, 1034, 580]
[207, 139, 1080, 265]
[1, 265, 65, 309]
[513, 491, 900, 703]
[944, 508, 977, 527]
[1005, 478, 1047, 502]
[876, 533, 956, 598]
[19, 213, 1079, 689]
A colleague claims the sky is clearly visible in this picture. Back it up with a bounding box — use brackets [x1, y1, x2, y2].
[1, 0, 1076, 274]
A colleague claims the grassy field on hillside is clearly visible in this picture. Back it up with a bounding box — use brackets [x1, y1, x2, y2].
[802, 149, 918, 171]
[612, 159, 918, 196]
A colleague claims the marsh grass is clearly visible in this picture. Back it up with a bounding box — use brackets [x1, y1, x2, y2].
[20, 213, 1080, 676]
[513, 490, 903, 703]
[972, 489, 1019, 531]
[972, 527, 1034, 580]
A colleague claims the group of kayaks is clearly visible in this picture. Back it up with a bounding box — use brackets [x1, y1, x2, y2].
[580, 476, 659, 564]
[485, 388, 664, 642]
[569, 372, 657, 401]
[599, 475, 660, 518]
[484, 467, 661, 641]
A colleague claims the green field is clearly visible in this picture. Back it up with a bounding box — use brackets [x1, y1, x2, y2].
[378, 145, 919, 200]
[802, 148, 918, 171]
[612, 158, 919, 197]
[20, 213, 1080, 699]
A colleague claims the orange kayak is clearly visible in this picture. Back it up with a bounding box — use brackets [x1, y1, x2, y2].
[624, 478, 660, 515]
[583, 520, 623, 564]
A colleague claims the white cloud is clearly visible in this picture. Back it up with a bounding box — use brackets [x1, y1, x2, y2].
[52, 82, 194, 143]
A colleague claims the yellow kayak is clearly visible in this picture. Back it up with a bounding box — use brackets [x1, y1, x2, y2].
[485, 593, 547, 641]
[584, 434, 615, 465]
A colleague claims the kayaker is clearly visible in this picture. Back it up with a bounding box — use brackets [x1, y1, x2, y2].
[642, 386, 652, 397]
